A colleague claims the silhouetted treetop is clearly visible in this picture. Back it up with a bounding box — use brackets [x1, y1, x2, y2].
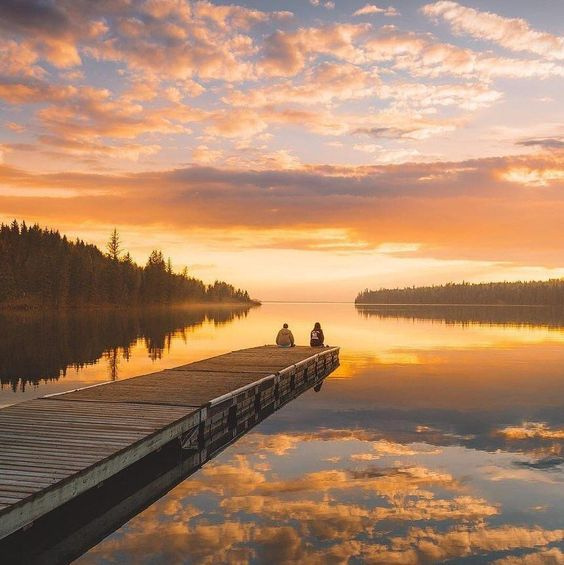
[106, 228, 122, 261]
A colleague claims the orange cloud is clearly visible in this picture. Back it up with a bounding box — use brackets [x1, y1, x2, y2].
[0, 81, 77, 105]
[258, 24, 564, 81]
[259, 23, 371, 77]
[192, 145, 223, 165]
[0, 38, 44, 79]
[82, 0, 290, 83]
[498, 422, 564, 441]
[192, 1, 292, 31]
[422, 1, 564, 61]
[226, 62, 379, 107]
[372, 31, 564, 79]
[493, 548, 564, 564]
[206, 108, 268, 138]
[500, 167, 564, 187]
[379, 82, 503, 112]
[354, 5, 399, 18]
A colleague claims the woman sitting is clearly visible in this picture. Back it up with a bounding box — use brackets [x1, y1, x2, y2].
[310, 322, 324, 347]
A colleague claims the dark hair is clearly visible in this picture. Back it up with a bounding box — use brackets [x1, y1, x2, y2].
[283, 323, 288, 328]
[313, 322, 321, 330]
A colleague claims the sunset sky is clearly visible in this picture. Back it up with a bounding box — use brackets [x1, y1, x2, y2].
[1, 0, 563, 300]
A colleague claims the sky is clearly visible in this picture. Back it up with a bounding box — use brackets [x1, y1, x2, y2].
[0, 0, 563, 301]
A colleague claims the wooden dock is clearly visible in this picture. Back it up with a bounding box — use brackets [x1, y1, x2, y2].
[0, 345, 339, 540]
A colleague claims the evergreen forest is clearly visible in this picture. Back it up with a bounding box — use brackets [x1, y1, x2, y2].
[0, 221, 256, 308]
[356, 280, 564, 306]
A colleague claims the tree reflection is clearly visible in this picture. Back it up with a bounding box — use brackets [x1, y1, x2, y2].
[356, 304, 564, 328]
[0, 306, 253, 391]
[105, 347, 120, 381]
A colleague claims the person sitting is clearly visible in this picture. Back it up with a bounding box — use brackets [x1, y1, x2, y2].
[276, 323, 295, 347]
[310, 322, 324, 347]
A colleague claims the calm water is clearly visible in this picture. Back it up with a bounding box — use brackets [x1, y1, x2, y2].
[2, 303, 564, 563]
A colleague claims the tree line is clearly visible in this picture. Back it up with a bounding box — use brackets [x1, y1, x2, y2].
[355, 280, 564, 306]
[0, 221, 256, 308]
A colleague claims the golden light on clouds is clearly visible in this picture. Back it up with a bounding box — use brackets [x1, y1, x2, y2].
[500, 167, 564, 187]
[498, 422, 564, 441]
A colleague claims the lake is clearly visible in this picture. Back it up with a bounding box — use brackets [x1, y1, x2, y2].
[1, 303, 563, 563]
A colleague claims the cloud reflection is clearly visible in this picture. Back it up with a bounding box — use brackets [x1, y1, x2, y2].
[77, 424, 563, 564]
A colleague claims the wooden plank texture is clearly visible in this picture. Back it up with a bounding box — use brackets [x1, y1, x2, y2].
[174, 345, 330, 371]
[0, 400, 201, 537]
[58, 370, 271, 406]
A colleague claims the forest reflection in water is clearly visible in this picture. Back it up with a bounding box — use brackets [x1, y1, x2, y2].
[2, 303, 563, 563]
[356, 303, 564, 329]
[0, 305, 253, 395]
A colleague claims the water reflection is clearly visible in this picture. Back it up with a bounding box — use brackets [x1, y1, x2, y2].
[356, 303, 564, 329]
[77, 428, 563, 564]
[0, 306, 253, 392]
[2, 303, 564, 563]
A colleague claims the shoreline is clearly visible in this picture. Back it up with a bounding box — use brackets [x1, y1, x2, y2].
[354, 302, 563, 308]
[0, 300, 261, 313]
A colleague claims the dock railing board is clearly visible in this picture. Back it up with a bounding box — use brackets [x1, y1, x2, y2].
[0, 345, 340, 542]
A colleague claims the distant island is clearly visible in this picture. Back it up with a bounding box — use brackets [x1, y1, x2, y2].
[0, 221, 258, 309]
[356, 280, 564, 306]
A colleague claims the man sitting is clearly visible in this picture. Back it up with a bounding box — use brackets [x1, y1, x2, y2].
[276, 323, 295, 347]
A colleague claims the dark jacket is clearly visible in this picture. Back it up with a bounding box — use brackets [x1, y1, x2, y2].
[310, 328, 324, 347]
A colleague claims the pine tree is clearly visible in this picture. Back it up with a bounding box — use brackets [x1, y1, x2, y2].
[106, 229, 122, 261]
